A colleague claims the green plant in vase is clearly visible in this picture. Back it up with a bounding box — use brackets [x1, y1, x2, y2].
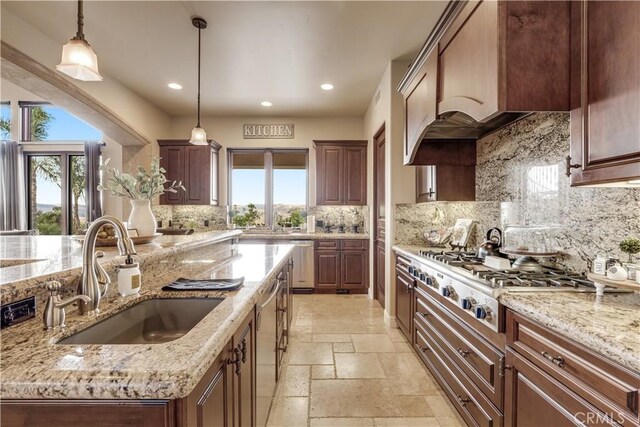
[98, 157, 185, 236]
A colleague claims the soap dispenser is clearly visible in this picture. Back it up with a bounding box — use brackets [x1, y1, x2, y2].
[117, 255, 141, 297]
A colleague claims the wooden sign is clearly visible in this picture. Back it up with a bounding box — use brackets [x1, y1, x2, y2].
[243, 124, 294, 139]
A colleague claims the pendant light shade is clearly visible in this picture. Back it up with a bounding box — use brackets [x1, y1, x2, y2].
[189, 17, 209, 145]
[57, 0, 103, 82]
[190, 126, 208, 145]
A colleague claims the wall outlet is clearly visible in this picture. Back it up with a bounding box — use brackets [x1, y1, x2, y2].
[1, 296, 36, 329]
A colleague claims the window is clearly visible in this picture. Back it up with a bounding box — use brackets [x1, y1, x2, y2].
[20, 104, 100, 235]
[20, 102, 102, 142]
[229, 149, 308, 228]
[1, 102, 10, 140]
[26, 153, 87, 235]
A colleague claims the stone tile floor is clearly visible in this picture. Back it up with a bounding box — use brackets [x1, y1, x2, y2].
[267, 294, 466, 427]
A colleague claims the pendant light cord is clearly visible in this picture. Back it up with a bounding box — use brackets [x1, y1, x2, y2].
[76, 0, 85, 40]
[197, 25, 201, 128]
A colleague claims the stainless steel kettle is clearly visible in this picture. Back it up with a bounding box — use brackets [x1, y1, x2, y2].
[477, 227, 503, 259]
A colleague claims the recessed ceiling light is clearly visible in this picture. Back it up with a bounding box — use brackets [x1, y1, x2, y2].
[168, 82, 183, 90]
[321, 83, 334, 91]
[261, 101, 273, 107]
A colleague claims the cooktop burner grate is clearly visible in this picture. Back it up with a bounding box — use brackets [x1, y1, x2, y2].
[416, 248, 596, 290]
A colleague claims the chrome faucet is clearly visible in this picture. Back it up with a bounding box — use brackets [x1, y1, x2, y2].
[43, 281, 91, 330]
[79, 216, 136, 315]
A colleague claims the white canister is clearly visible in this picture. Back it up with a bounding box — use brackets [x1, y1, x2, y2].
[307, 215, 316, 233]
[117, 257, 141, 297]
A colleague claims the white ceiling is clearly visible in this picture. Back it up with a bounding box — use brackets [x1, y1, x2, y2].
[2, 1, 447, 117]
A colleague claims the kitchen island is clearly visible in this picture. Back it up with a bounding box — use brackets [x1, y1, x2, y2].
[0, 233, 294, 426]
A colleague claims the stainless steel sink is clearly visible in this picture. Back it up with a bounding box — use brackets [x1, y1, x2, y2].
[57, 298, 224, 345]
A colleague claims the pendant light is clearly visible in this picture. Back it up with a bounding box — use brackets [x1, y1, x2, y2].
[189, 17, 208, 145]
[57, 0, 103, 82]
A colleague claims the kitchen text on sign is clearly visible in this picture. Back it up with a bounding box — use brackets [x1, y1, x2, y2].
[243, 124, 294, 139]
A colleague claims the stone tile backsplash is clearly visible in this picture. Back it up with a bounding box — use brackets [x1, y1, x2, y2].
[152, 204, 368, 234]
[396, 113, 640, 273]
[152, 205, 228, 231]
[308, 205, 368, 234]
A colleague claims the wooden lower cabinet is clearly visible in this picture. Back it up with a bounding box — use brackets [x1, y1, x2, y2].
[506, 309, 640, 426]
[504, 348, 617, 427]
[314, 240, 368, 292]
[0, 400, 176, 427]
[394, 255, 414, 342]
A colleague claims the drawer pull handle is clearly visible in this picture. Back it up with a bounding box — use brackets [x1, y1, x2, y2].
[455, 394, 471, 407]
[418, 345, 429, 353]
[456, 348, 470, 358]
[418, 312, 429, 318]
[541, 351, 565, 368]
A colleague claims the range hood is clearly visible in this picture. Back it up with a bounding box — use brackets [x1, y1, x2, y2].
[421, 111, 530, 140]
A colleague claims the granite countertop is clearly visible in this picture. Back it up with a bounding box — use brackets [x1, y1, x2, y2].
[0, 230, 243, 307]
[238, 231, 369, 240]
[392, 244, 640, 373]
[0, 242, 293, 400]
[0, 230, 242, 286]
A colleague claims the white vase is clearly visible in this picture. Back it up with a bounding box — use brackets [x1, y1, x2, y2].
[127, 199, 156, 237]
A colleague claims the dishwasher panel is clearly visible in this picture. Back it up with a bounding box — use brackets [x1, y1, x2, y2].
[291, 241, 314, 289]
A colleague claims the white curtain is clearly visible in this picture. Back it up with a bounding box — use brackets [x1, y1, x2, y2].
[0, 141, 26, 231]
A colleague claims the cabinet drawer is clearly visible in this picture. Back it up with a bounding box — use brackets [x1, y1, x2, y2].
[415, 322, 503, 427]
[396, 254, 412, 270]
[315, 240, 339, 250]
[342, 239, 367, 250]
[507, 310, 640, 424]
[504, 347, 619, 427]
[416, 290, 504, 410]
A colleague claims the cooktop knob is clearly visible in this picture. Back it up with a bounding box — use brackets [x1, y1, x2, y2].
[461, 297, 476, 310]
[425, 276, 433, 286]
[408, 266, 414, 275]
[419, 272, 426, 281]
[475, 305, 492, 320]
[441, 286, 455, 298]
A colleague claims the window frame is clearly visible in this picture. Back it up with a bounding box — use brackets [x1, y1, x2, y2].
[0, 101, 10, 141]
[24, 150, 85, 235]
[227, 148, 309, 227]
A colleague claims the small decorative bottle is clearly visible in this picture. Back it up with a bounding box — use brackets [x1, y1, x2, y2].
[117, 255, 141, 297]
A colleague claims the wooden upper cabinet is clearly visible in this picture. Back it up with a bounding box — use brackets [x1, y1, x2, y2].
[569, 0, 640, 186]
[403, 49, 438, 164]
[314, 140, 367, 205]
[160, 145, 185, 205]
[399, 0, 570, 165]
[438, 0, 499, 122]
[158, 140, 221, 205]
[439, 0, 571, 121]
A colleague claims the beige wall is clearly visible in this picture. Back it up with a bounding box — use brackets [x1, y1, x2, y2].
[363, 60, 415, 322]
[1, 8, 169, 151]
[169, 116, 364, 207]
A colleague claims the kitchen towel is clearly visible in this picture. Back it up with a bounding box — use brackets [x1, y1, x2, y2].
[162, 277, 244, 291]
